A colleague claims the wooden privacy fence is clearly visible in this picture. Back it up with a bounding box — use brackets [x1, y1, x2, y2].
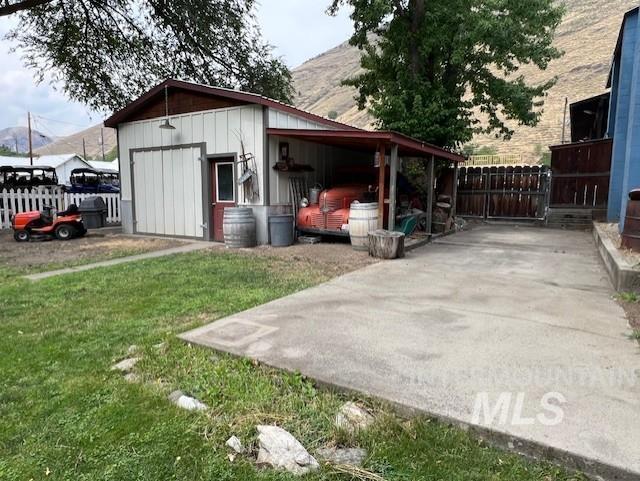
[0, 187, 121, 229]
[456, 165, 551, 219]
[549, 139, 612, 208]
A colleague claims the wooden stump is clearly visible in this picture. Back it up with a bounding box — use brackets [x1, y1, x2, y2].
[368, 230, 405, 259]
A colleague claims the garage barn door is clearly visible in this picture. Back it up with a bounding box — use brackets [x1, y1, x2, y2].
[132, 147, 204, 238]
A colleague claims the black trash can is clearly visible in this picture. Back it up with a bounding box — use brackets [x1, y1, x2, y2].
[79, 196, 108, 229]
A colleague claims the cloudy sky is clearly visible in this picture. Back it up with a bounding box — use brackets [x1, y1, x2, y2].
[0, 1, 353, 136]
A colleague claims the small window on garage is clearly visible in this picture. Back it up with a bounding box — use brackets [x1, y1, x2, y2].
[216, 162, 235, 202]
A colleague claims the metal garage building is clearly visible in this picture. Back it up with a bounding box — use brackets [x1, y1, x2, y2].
[104, 79, 462, 244]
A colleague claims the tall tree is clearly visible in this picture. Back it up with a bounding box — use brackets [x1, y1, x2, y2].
[1, 0, 293, 111]
[329, 0, 564, 148]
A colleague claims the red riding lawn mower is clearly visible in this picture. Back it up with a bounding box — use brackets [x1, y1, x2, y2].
[11, 204, 86, 242]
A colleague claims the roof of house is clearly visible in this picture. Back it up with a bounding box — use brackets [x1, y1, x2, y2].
[104, 79, 361, 130]
[88, 160, 119, 173]
[607, 6, 640, 88]
[0, 154, 89, 169]
[267, 128, 465, 162]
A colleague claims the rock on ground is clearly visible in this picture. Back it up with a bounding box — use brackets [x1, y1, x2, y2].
[335, 402, 374, 432]
[256, 425, 319, 475]
[315, 447, 367, 466]
[124, 373, 140, 383]
[168, 390, 208, 411]
[226, 435, 244, 454]
[111, 357, 140, 373]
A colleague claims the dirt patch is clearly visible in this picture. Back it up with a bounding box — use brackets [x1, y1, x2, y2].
[619, 299, 640, 343]
[238, 238, 379, 280]
[597, 222, 640, 268]
[0, 228, 187, 274]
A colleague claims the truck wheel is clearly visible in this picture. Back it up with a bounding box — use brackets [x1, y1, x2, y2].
[55, 224, 76, 241]
[14, 230, 30, 242]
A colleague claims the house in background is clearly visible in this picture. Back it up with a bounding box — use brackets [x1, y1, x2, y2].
[607, 6, 640, 228]
[0, 153, 91, 185]
[88, 160, 119, 173]
[548, 6, 640, 230]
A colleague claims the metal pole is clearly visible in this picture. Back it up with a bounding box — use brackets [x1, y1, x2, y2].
[28, 112, 33, 166]
[83, 138, 87, 160]
[101, 128, 106, 161]
[561, 97, 568, 144]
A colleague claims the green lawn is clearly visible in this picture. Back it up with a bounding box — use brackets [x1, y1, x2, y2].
[0, 250, 585, 480]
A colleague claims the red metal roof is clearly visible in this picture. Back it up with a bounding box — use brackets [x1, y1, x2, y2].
[104, 79, 361, 130]
[267, 128, 465, 162]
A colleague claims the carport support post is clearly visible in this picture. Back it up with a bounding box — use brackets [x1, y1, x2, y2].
[388, 144, 399, 231]
[377, 143, 386, 229]
[452, 161, 459, 218]
[426, 155, 435, 236]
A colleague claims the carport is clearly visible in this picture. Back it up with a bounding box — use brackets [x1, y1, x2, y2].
[267, 128, 465, 233]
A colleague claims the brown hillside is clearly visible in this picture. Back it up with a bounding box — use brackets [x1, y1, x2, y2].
[34, 123, 116, 159]
[291, 0, 638, 159]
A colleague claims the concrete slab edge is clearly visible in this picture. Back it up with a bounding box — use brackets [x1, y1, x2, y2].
[178, 335, 635, 481]
[593, 222, 640, 292]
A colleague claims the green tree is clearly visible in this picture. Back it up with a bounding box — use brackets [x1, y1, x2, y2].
[1, 1, 293, 111]
[329, 0, 564, 148]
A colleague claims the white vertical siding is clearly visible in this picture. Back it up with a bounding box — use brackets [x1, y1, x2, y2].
[117, 104, 264, 205]
[267, 108, 336, 130]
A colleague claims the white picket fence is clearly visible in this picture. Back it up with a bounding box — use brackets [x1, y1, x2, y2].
[0, 187, 121, 229]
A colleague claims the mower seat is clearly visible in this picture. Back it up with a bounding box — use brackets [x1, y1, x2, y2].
[58, 204, 79, 217]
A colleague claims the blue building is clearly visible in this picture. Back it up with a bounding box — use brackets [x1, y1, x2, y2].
[607, 6, 640, 228]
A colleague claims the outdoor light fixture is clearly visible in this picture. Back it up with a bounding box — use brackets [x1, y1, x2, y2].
[159, 85, 176, 130]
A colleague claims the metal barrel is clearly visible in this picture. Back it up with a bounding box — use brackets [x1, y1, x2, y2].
[622, 199, 640, 251]
[269, 214, 294, 247]
[223, 207, 256, 248]
[348, 202, 379, 251]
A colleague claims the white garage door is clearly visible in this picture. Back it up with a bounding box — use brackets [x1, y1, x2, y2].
[132, 146, 204, 238]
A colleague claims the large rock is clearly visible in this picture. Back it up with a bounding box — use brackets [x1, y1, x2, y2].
[315, 447, 367, 466]
[168, 390, 208, 411]
[335, 402, 374, 432]
[256, 425, 319, 475]
[111, 357, 140, 373]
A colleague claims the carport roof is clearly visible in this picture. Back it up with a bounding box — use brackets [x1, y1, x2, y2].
[267, 128, 464, 163]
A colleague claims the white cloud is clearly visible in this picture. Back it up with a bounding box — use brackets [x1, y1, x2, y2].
[0, 1, 354, 132]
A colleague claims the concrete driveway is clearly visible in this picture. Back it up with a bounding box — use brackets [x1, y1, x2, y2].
[181, 225, 640, 480]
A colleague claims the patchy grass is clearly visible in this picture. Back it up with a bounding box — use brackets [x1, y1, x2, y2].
[615, 292, 640, 346]
[0, 250, 585, 481]
[618, 291, 640, 304]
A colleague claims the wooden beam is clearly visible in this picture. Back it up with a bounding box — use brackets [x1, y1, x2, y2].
[377, 143, 386, 229]
[452, 161, 459, 218]
[425, 155, 435, 236]
[388, 144, 399, 231]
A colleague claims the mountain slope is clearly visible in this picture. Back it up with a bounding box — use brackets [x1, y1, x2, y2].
[34, 123, 116, 159]
[0, 126, 53, 153]
[291, 0, 638, 159]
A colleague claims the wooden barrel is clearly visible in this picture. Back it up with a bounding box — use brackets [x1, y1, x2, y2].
[622, 199, 640, 251]
[223, 207, 256, 248]
[349, 202, 379, 251]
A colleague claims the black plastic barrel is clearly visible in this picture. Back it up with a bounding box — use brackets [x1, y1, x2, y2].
[78, 196, 107, 229]
[269, 215, 294, 247]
